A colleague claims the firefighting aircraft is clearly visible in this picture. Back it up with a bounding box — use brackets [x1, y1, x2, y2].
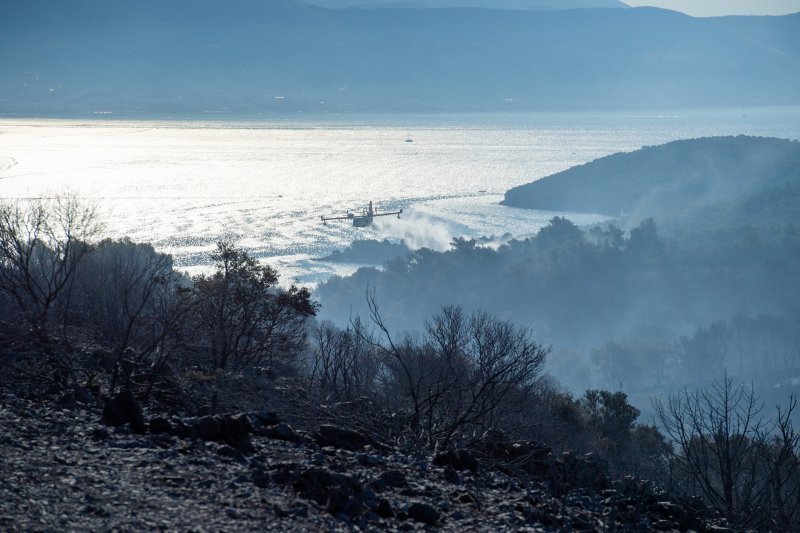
[321, 201, 403, 227]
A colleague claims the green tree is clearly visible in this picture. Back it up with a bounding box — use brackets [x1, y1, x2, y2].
[191, 242, 316, 410]
[627, 217, 663, 255]
[583, 389, 641, 443]
[534, 216, 584, 251]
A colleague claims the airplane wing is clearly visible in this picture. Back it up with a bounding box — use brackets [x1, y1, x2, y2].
[321, 214, 355, 222]
[372, 209, 403, 218]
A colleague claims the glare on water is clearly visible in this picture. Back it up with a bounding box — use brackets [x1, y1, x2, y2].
[1, 109, 798, 284]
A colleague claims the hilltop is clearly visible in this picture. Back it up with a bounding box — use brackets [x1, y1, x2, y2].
[502, 136, 800, 235]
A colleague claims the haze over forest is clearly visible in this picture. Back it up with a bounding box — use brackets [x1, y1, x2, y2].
[317, 136, 800, 394]
[1, 0, 799, 114]
[2, 1, 800, 530]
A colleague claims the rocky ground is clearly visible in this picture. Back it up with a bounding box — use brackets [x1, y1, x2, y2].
[1, 376, 716, 531]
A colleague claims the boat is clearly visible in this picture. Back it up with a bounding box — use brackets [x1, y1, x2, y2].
[321, 201, 403, 227]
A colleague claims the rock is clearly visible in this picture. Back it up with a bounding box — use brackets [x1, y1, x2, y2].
[442, 465, 462, 484]
[292, 467, 365, 517]
[652, 498, 705, 531]
[90, 348, 115, 372]
[266, 422, 296, 441]
[357, 453, 386, 467]
[378, 470, 407, 488]
[288, 501, 309, 518]
[652, 501, 684, 521]
[473, 430, 551, 464]
[218, 413, 252, 445]
[311, 452, 326, 466]
[653, 518, 678, 530]
[196, 405, 213, 416]
[217, 445, 247, 463]
[250, 410, 281, 426]
[149, 417, 173, 435]
[72, 384, 94, 404]
[251, 467, 271, 489]
[90, 426, 110, 441]
[169, 418, 193, 439]
[375, 498, 394, 518]
[407, 502, 440, 525]
[0, 370, 726, 531]
[455, 491, 477, 505]
[102, 390, 146, 433]
[189, 413, 252, 449]
[195, 416, 222, 441]
[433, 449, 479, 473]
[314, 424, 378, 451]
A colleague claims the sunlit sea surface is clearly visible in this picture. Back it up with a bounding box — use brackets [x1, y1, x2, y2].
[2, 108, 799, 285]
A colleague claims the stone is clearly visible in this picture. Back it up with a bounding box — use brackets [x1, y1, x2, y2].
[266, 422, 296, 441]
[314, 424, 379, 451]
[292, 467, 365, 517]
[653, 518, 679, 530]
[442, 465, 462, 484]
[169, 419, 193, 439]
[149, 416, 173, 435]
[433, 449, 479, 473]
[220, 414, 252, 439]
[407, 502, 440, 525]
[378, 470, 407, 488]
[357, 453, 386, 467]
[311, 452, 326, 465]
[195, 416, 222, 441]
[251, 467, 271, 489]
[251, 410, 281, 426]
[102, 390, 146, 434]
[90, 426, 110, 441]
[375, 498, 394, 518]
[217, 445, 247, 463]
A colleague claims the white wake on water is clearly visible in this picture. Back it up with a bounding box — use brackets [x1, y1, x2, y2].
[0, 156, 18, 177]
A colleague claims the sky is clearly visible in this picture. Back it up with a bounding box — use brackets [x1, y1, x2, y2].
[624, 0, 800, 16]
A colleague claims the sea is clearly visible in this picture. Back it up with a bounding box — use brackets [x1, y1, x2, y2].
[2, 107, 799, 285]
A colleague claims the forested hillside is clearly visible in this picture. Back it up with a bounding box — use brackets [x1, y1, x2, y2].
[2, 187, 799, 531]
[318, 136, 800, 397]
[502, 136, 800, 224]
[501, 136, 800, 248]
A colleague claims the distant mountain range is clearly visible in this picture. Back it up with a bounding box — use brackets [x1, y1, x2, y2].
[300, 1, 629, 9]
[0, 0, 798, 115]
[502, 136, 800, 235]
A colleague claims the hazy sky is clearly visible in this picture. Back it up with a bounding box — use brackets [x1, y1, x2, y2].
[624, 0, 800, 16]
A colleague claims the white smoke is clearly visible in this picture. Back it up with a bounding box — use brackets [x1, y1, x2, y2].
[0, 156, 18, 177]
[372, 211, 453, 252]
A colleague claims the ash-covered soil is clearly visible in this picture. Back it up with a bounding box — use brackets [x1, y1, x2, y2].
[0, 384, 711, 532]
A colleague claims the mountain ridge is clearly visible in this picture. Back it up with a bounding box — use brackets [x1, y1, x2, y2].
[1, 1, 798, 114]
[299, 0, 630, 10]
